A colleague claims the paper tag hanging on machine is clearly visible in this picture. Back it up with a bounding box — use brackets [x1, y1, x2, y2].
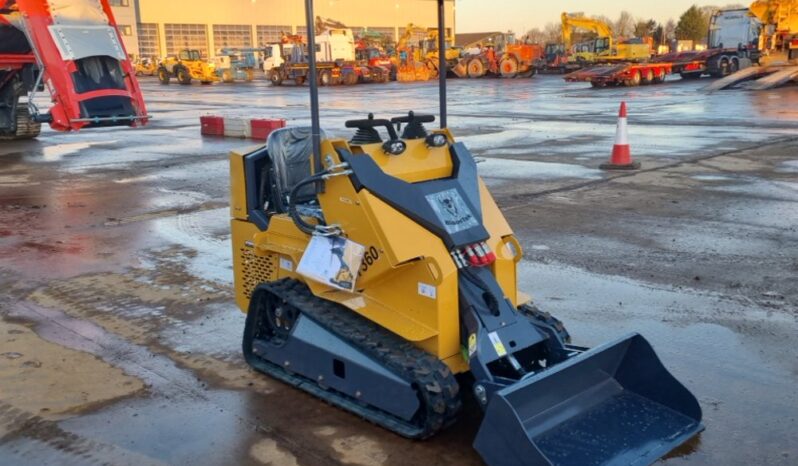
[297, 235, 366, 293]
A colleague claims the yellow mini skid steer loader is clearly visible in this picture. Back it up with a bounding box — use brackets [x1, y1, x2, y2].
[229, 2, 703, 464]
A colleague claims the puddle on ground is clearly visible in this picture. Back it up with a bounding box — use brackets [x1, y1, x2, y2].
[478, 157, 602, 182]
[41, 141, 117, 162]
[691, 174, 737, 182]
[150, 208, 233, 284]
[776, 159, 798, 173]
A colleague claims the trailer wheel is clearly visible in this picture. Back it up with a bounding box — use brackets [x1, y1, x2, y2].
[715, 57, 731, 77]
[625, 70, 641, 87]
[729, 58, 739, 74]
[269, 71, 283, 86]
[642, 69, 654, 84]
[653, 68, 666, 83]
[467, 58, 485, 78]
[157, 67, 170, 85]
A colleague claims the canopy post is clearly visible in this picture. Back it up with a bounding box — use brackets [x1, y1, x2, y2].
[438, 0, 447, 129]
[304, 0, 322, 179]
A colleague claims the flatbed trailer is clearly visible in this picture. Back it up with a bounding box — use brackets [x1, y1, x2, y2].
[564, 47, 757, 88]
[564, 62, 673, 87]
[270, 61, 388, 86]
[653, 48, 756, 79]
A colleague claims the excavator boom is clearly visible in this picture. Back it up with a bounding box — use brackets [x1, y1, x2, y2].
[561, 12, 614, 50]
[0, 0, 147, 138]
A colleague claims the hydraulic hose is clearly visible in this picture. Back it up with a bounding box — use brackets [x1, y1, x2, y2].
[288, 171, 329, 235]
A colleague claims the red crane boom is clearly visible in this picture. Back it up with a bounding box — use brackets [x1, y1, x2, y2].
[0, 0, 147, 140]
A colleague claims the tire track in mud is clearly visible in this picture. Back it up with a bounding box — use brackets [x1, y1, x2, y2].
[17, 249, 354, 466]
[0, 401, 165, 466]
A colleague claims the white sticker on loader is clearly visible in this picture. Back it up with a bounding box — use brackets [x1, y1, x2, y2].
[279, 257, 293, 272]
[418, 282, 437, 299]
[426, 188, 478, 234]
[488, 332, 507, 357]
[297, 235, 365, 293]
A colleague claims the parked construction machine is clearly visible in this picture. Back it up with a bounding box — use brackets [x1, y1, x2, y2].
[707, 0, 798, 90]
[0, 0, 147, 140]
[396, 23, 434, 81]
[265, 28, 388, 86]
[535, 43, 576, 73]
[454, 41, 542, 79]
[423, 28, 461, 77]
[134, 57, 158, 77]
[561, 12, 651, 64]
[157, 49, 218, 85]
[230, 1, 703, 465]
[214, 48, 260, 83]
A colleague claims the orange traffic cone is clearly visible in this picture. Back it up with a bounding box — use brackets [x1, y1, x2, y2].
[600, 102, 640, 170]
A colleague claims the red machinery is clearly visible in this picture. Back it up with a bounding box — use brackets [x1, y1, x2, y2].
[0, 0, 147, 140]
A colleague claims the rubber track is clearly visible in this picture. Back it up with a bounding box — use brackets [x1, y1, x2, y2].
[247, 278, 462, 439]
[0, 105, 41, 140]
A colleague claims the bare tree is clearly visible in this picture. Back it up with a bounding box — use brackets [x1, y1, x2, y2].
[524, 27, 546, 45]
[634, 19, 657, 37]
[615, 11, 636, 37]
[543, 22, 562, 44]
[664, 19, 677, 41]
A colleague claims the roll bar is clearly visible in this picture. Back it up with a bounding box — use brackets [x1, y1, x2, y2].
[303, 0, 448, 177]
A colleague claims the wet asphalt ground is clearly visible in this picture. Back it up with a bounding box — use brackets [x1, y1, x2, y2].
[0, 74, 797, 465]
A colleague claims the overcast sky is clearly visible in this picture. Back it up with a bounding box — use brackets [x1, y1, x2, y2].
[455, 1, 726, 33]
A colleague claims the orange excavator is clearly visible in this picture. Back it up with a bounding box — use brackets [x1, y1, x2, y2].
[0, 0, 147, 140]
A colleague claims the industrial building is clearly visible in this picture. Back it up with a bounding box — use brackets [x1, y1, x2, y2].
[109, 0, 456, 58]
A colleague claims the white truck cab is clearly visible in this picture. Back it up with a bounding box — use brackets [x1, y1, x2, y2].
[709, 9, 762, 50]
[263, 28, 356, 73]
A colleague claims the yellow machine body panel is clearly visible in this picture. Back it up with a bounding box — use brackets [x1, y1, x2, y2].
[349, 137, 453, 182]
[230, 135, 522, 374]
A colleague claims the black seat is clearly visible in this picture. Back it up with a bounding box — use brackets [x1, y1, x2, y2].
[260, 127, 326, 217]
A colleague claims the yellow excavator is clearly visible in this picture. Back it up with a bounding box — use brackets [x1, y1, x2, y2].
[561, 12, 650, 64]
[229, 1, 703, 464]
[396, 23, 433, 81]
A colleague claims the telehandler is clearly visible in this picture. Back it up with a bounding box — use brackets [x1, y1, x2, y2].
[229, 1, 703, 464]
[157, 49, 218, 85]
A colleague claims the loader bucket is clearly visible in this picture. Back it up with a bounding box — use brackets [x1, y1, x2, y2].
[474, 333, 702, 466]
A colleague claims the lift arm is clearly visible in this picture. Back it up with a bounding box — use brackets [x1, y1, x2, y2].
[398, 23, 428, 51]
